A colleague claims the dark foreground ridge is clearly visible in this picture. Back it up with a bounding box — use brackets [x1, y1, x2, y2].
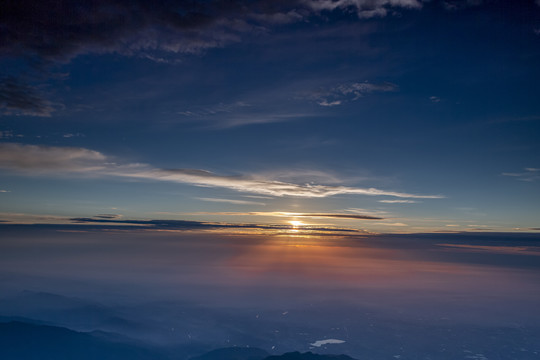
[265, 352, 356, 360]
[0, 321, 167, 360]
[189, 347, 269, 360]
[0, 321, 356, 360]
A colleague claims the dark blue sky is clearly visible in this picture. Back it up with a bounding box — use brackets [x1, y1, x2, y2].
[0, 0, 539, 232]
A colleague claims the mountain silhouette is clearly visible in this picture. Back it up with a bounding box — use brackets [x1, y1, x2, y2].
[190, 346, 269, 360]
[0, 321, 166, 360]
[264, 352, 356, 360]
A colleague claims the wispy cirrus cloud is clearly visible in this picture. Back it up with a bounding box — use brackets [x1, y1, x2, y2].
[0, 143, 444, 199]
[379, 199, 418, 204]
[193, 211, 384, 220]
[177, 100, 317, 128]
[308, 82, 398, 107]
[196, 197, 266, 206]
[502, 168, 540, 182]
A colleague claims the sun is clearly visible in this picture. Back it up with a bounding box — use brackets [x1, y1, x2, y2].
[289, 220, 305, 227]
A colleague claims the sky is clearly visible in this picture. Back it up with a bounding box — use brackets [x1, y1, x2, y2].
[1, 0, 540, 233]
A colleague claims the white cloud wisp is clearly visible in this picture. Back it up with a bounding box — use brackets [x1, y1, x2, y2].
[0, 143, 444, 199]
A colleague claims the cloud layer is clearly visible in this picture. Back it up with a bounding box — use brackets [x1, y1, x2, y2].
[191, 211, 384, 220]
[0, 143, 444, 199]
[66, 216, 365, 234]
[0, 0, 423, 63]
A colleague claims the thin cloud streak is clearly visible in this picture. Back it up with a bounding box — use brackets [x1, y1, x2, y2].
[308, 81, 398, 107]
[0, 143, 444, 199]
[502, 167, 540, 182]
[189, 211, 384, 220]
[196, 197, 266, 206]
[66, 217, 367, 234]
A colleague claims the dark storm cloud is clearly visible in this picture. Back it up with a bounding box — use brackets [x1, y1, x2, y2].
[0, 0, 429, 63]
[0, 0, 243, 61]
[0, 77, 54, 116]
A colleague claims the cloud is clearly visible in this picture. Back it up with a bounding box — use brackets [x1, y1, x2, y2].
[0, 143, 444, 199]
[178, 101, 316, 128]
[197, 197, 266, 206]
[437, 243, 540, 256]
[187, 211, 384, 220]
[309, 81, 398, 107]
[0, 0, 434, 118]
[379, 199, 418, 203]
[1, 1, 247, 62]
[429, 96, 441, 103]
[67, 217, 367, 234]
[380, 222, 408, 226]
[0, 0, 422, 65]
[63, 133, 84, 138]
[310, 339, 346, 347]
[0, 77, 55, 117]
[318, 100, 342, 107]
[93, 214, 123, 220]
[0, 190, 10, 193]
[0, 143, 106, 172]
[345, 207, 389, 216]
[292, 212, 383, 220]
[443, 0, 483, 11]
[306, 0, 423, 18]
[502, 168, 540, 182]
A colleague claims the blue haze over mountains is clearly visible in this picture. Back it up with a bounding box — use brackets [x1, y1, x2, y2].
[1, 227, 540, 359]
